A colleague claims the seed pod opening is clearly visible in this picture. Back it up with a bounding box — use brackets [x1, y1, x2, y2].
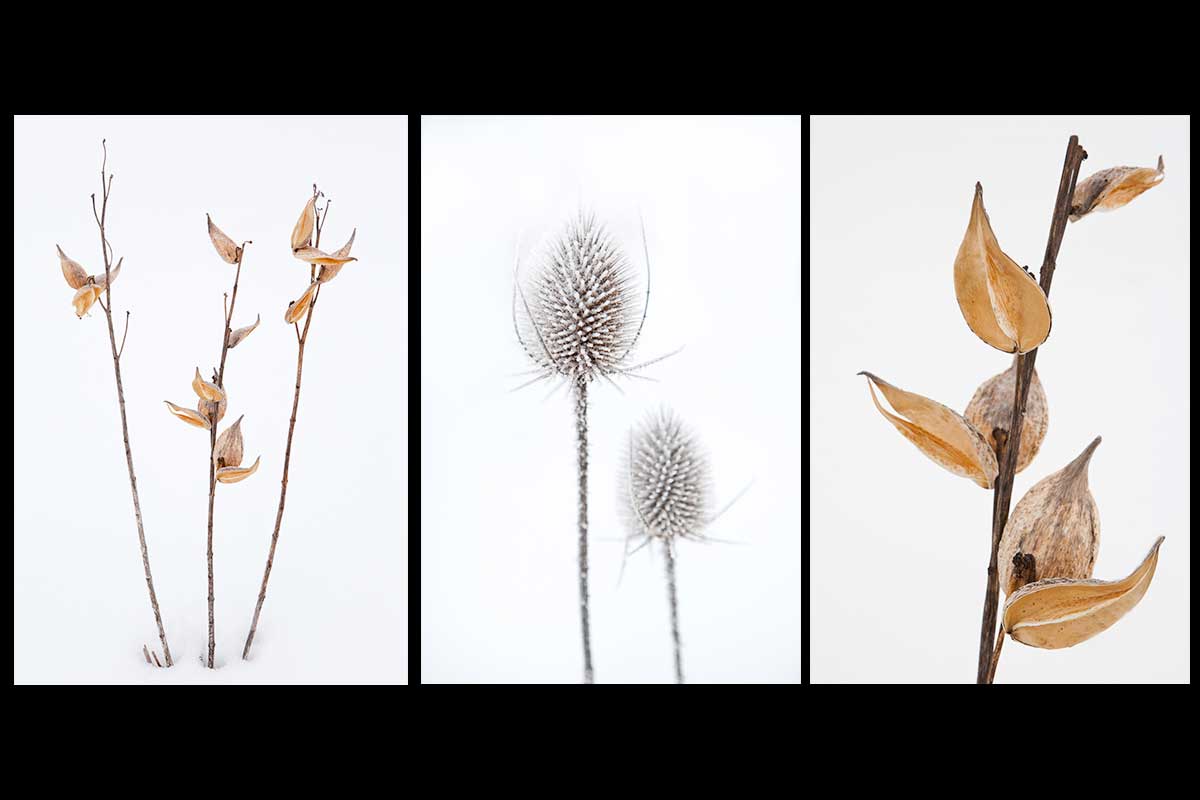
[216, 455, 260, 484]
[192, 367, 225, 403]
[860, 371, 998, 489]
[1070, 156, 1164, 222]
[72, 284, 103, 318]
[621, 407, 712, 543]
[227, 314, 260, 349]
[213, 415, 245, 469]
[207, 214, 242, 264]
[317, 228, 356, 283]
[1003, 536, 1164, 649]
[165, 400, 212, 429]
[89, 257, 123, 292]
[197, 392, 227, 425]
[953, 184, 1052, 354]
[965, 360, 1048, 474]
[291, 195, 316, 251]
[998, 436, 1102, 596]
[292, 245, 356, 267]
[57, 244, 90, 290]
[284, 281, 318, 324]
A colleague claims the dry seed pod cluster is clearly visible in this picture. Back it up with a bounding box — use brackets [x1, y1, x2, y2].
[285, 192, 358, 325]
[1070, 156, 1165, 222]
[57, 245, 123, 318]
[964, 360, 1048, 474]
[165, 366, 258, 484]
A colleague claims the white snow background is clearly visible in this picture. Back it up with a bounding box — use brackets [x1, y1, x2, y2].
[13, 115, 409, 684]
[420, 116, 803, 683]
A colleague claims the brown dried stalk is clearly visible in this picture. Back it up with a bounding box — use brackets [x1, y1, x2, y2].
[976, 136, 1088, 684]
[242, 186, 329, 660]
[86, 141, 174, 667]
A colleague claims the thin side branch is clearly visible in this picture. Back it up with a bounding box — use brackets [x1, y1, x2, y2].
[117, 311, 130, 359]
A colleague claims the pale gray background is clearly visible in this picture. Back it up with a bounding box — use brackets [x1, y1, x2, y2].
[421, 115, 802, 683]
[811, 114, 1189, 683]
[13, 115, 408, 684]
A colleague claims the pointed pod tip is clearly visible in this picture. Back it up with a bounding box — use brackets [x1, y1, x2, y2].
[975, 181, 983, 194]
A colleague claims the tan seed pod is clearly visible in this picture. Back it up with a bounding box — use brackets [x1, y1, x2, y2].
[216, 455, 260, 484]
[213, 415, 245, 468]
[964, 360, 1048, 474]
[57, 244, 90, 289]
[860, 371, 998, 489]
[89, 257, 123, 292]
[998, 436, 1102, 596]
[198, 392, 227, 425]
[192, 367, 225, 403]
[1070, 156, 1164, 222]
[72, 284, 103, 318]
[292, 245, 357, 267]
[284, 281, 318, 324]
[165, 400, 212, 429]
[207, 214, 242, 264]
[317, 228, 356, 283]
[954, 184, 1052, 354]
[1002, 536, 1164, 649]
[291, 195, 316, 251]
[227, 314, 260, 349]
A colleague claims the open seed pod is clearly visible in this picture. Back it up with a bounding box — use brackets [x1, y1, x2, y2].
[1070, 156, 1164, 222]
[89, 257, 123, 292]
[954, 184, 1052, 354]
[227, 315, 260, 349]
[192, 367, 225, 403]
[292, 245, 356, 268]
[999, 437, 1102, 596]
[213, 415, 244, 468]
[860, 371, 998, 489]
[207, 214, 242, 264]
[284, 281, 319, 324]
[291, 195, 316, 251]
[72, 284, 104, 318]
[165, 400, 212, 429]
[216, 455, 260, 484]
[965, 360, 1048, 474]
[1003, 536, 1164, 649]
[317, 228, 356, 283]
[198, 392, 227, 425]
[57, 244, 89, 289]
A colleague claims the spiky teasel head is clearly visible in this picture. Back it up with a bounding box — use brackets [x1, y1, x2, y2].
[515, 211, 644, 385]
[621, 407, 714, 549]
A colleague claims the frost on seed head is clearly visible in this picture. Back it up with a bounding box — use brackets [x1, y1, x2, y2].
[515, 211, 645, 385]
[621, 407, 714, 548]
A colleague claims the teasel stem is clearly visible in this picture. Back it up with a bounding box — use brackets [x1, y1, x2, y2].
[574, 374, 594, 684]
[664, 540, 683, 684]
[975, 135, 1087, 684]
[243, 186, 327, 660]
[89, 140, 173, 667]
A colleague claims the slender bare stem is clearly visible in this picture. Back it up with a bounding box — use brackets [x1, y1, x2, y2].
[117, 311, 130, 359]
[89, 140, 173, 667]
[664, 540, 683, 684]
[987, 625, 1005, 684]
[574, 375, 594, 684]
[975, 136, 1087, 684]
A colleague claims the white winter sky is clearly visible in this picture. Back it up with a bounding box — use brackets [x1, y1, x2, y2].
[421, 115, 802, 683]
[811, 115, 1189, 683]
[13, 115, 408, 684]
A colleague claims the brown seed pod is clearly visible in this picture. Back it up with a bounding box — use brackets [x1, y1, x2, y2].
[284, 281, 318, 324]
[72, 284, 103, 318]
[213, 415, 244, 468]
[291, 195, 316, 251]
[227, 314, 260, 349]
[192, 367, 225, 403]
[860, 371, 998, 489]
[57, 244, 90, 289]
[165, 400, 212, 430]
[998, 436, 1102, 596]
[89, 257, 123, 292]
[207, 214, 242, 264]
[1003, 536, 1164, 649]
[197, 391, 227, 425]
[216, 455, 260, 484]
[953, 184, 1052, 354]
[317, 228, 356, 283]
[1070, 156, 1164, 222]
[965, 360, 1048, 474]
[292, 245, 356, 268]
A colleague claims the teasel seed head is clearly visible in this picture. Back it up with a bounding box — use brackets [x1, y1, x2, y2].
[621, 406, 713, 547]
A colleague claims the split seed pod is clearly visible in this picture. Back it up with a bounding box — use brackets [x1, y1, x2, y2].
[165, 400, 212, 429]
[1070, 156, 1165, 222]
[207, 214, 242, 264]
[954, 184, 1052, 354]
[292, 245, 356, 268]
[72, 284, 104, 318]
[216, 455, 260, 484]
[291, 196, 316, 251]
[192, 367, 225, 403]
[227, 314, 260, 349]
[284, 281, 318, 324]
[998, 436, 1102, 596]
[1002, 536, 1164, 649]
[57, 244, 89, 289]
[89, 257, 123, 292]
[213, 415, 245, 468]
[964, 360, 1048, 474]
[198, 393, 227, 425]
[317, 229, 356, 283]
[621, 407, 713, 545]
[860, 371, 998, 489]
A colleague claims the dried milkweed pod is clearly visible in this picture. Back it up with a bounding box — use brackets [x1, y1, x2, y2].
[284, 281, 318, 324]
[191, 367, 225, 403]
[1070, 156, 1164, 222]
[317, 229, 356, 283]
[89, 257, 123, 292]
[1002, 536, 1164, 649]
[227, 314, 260, 349]
[57, 244, 89, 289]
[213, 415, 244, 469]
[954, 184, 1052, 354]
[965, 360, 1048, 473]
[292, 245, 356, 268]
[198, 393, 227, 425]
[291, 195, 316, 251]
[207, 214, 242, 264]
[860, 371, 998, 489]
[216, 455, 260, 484]
[999, 436, 1102, 595]
[165, 400, 212, 429]
[72, 284, 104, 318]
